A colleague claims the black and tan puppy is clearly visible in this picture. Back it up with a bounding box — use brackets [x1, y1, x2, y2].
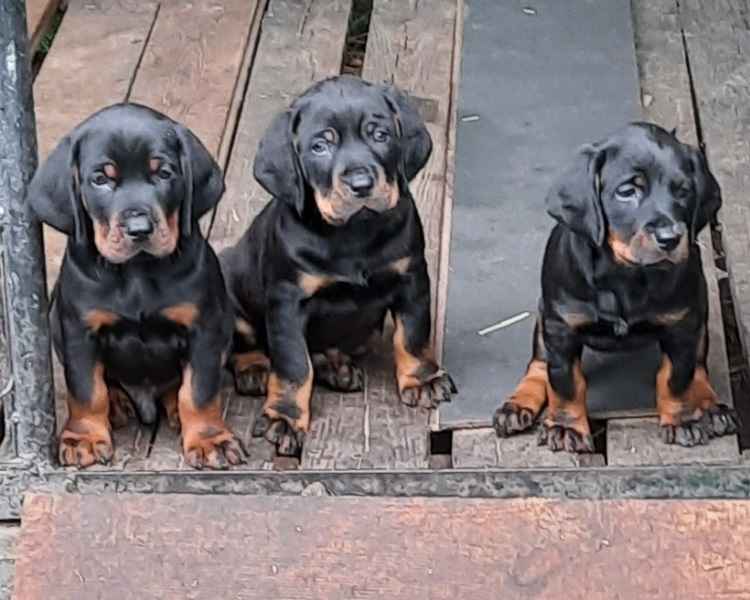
[221, 75, 455, 454]
[29, 103, 243, 469]
[494, 123, 738, 452]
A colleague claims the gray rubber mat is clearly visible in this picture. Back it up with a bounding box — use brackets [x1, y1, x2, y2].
[441, 0, 645, 428]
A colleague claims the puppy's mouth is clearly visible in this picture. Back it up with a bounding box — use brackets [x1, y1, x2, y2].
[608, 231, 689, 267]
[93, 210, 179, 263]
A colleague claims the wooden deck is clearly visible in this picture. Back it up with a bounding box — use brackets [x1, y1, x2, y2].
[12, 0, 748, 478]
[15, 493, 750, 599]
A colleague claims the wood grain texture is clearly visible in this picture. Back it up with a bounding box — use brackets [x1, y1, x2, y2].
[15, 493, 750, 599]
[213, 0, 351, 251]
[301, 333, 430, 469]
[362, 0, 457, 327]
[608, 418, 739, 466]
[128, 0, 262, 160]
[607, 0, 739, 466]
[452, 427, 604, 468]
[434, 0, 463, 365]
[0, 524, 19, 600]
[25, 0, 61, 55]
[679, 0, 750, 365]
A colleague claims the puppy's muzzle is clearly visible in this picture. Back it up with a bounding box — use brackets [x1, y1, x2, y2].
[122, 208, 154, 242]
[341, 167, 375, 198]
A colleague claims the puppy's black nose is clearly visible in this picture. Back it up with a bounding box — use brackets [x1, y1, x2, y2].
[342, 168, 375, 197]
[654, 228, 682, 252]
[122, 209, 154, 241]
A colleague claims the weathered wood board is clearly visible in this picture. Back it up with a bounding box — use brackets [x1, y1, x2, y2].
[15, 494, 750, 599]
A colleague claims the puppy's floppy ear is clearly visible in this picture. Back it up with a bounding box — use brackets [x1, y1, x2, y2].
[174, 124, 225, 236]
[382, 85, 433, 182]
[27, 133, 88, 243]
[546, 143, 607, 246]
[253, 109, 305, 216]
[689, 147, 721, 238]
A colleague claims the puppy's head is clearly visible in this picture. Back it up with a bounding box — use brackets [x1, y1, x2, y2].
[253, 75, 432, 226]
[28, 103, 224, 263]
[546, 123, 721, 266]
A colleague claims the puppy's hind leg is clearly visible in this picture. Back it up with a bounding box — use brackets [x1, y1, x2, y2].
[312, 348, 365, 392]
[494, 316, 548, 436]
[230, 317, 271, 396]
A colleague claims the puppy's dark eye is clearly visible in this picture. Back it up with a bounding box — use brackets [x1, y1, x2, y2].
[311, 140, 330, 156]
[615, 183, 642, 202]
[158, 168, 172, 180]
[92, 172, 110, 187]
[372, 129, 390, 143]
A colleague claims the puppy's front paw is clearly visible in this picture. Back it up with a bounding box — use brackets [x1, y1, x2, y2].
[398, 369, 456, 409]
[538, 424, 594, 453]
[494, 402, 537, 437]
[182, 426, 245, 470]
[313, 349, 364, 392]
[252, 414, 306, 456]
[538, 410, 593, 453]
[661, 403, 739, 447]
[59, 421, 114, 467]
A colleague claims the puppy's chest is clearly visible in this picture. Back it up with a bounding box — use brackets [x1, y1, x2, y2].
[306, 258, 404, 304]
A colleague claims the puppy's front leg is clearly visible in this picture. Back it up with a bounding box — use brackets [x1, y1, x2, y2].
[253, 281, 313, 456]
[178, 337, 245, 469]
[391, 258, 455, 408]
[59, 334, 114, 468]
[538, 319, 594, 453]
[657, 326, 738, 446]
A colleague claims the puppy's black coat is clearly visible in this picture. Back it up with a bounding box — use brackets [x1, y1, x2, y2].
[494, 123, 738, 452]
[29, 103, 242, 469]
[222, 75, 455, 455]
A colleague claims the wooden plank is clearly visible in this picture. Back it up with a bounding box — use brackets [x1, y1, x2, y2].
[679, 0, 750, 446]
[16, 493, 750, 599]
[301, 0, 458, 470]
[452, 428, 604, 468]
[679, 1, 750, 372]
[608, 418, 739, 466]
[0, 523, 18, 600]
[434, 0, 463, 365]
[607, 0, 739, 466]
[362, 0, 457, 328]
[213, 0, 352, 251]
[128, 0, 263, 161]
[301, 333, 430, 469]
[25, 0, 61, 55]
